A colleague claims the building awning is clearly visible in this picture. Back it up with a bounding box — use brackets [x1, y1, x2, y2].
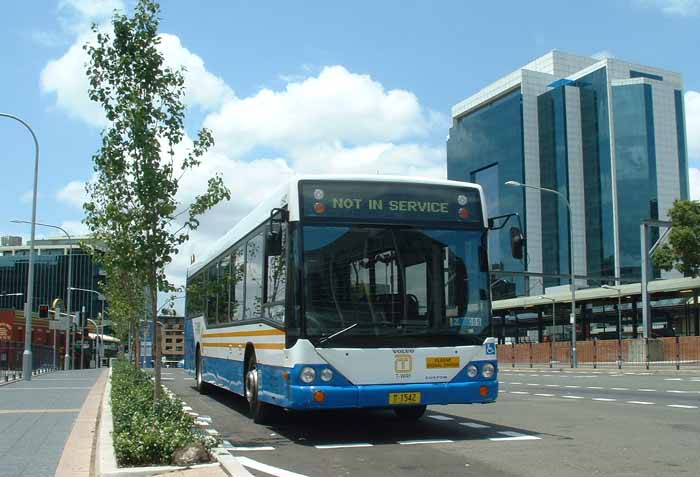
[88, 332, 120, 343]
[493, 276, 700, 311]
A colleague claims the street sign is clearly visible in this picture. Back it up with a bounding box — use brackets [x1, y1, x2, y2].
[49, 319, 69, 331]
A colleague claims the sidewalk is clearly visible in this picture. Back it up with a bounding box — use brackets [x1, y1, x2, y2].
[0, 368, 105, 477]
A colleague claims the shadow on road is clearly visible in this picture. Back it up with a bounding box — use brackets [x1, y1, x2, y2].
[193, 383, 550, 447]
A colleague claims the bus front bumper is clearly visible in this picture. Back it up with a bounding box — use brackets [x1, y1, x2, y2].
[286, 380, 498, 410]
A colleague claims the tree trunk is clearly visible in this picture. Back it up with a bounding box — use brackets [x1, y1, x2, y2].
[134, 319, 141, 369]
[151, 275, 161, 401]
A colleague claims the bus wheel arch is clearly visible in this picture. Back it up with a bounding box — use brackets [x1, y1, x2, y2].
[244, 344, 272, 424]
[195, 344, 211, 394]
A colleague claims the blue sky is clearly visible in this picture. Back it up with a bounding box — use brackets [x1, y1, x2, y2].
[1, 0, 699, 294]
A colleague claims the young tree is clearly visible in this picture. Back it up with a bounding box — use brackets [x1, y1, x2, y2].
[653, 200, 700, 277]
[84, 0, 230, 400]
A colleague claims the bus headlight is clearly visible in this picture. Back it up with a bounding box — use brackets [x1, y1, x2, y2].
[482, 363, 495, 379]
[466, 364, 478, 378]
[300, 366, 316, 383]
[320, 368, 334, 382]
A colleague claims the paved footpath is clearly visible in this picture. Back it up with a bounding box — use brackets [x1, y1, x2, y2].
[0, 369, 104, 477]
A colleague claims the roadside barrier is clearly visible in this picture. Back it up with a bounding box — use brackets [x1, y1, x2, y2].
[497, 336, 700, 369]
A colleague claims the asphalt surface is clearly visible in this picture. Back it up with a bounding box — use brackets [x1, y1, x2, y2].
[0, 368, 102, 477]
[164, 368, 700, 477]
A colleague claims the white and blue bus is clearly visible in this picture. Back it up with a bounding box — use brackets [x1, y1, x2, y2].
[185, 175, 517, 422]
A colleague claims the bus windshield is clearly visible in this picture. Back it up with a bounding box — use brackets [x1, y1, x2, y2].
[302, 224, 490, 348]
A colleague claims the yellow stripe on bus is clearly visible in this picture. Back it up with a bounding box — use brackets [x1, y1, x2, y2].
[201, 342, 285, 350]
[202, 329, 285, 338]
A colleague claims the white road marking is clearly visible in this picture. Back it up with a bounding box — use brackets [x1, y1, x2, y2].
[637, 389, 656, 392]
[237, 456, 309, 477]
[667, 405, 698, 409]
[231, 446, 276, 451]
[592, 398, 616, 402]
[664, 378, 683, 381]
[586, 386, 604, 390]
[667, 390, 689, 394]
[182, 406, 193, 411]
[460, 422, 490, 429]
[534, 393, 555, 397]
[564, 385, 581, 388]
[509, 391, 529, 395]
[561, 395, 584, 399]
[187, 412, 199, 417]
[498, 390, 506, 393]
[198, 415, 213, 421]
[315, 443, 374, 449]
[527, 383, 539, 386]
[206, 429, 219, 436]
[627, 401, 655, 405]
[545, 384, 560, 387]
[489, 431, 541, 441]
[398, 439, 454, 445]
[529, 374, 538, 377]
[611, 388, 629, 391]
[510, 382, 522, 385]
[542, 374, 554, 377]
[428, 415, 454, 420]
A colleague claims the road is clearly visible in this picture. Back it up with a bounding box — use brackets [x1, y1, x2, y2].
[163, 368, 700, 477]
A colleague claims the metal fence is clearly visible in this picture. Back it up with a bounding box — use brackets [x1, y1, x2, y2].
[0, 341, 56, 380]
[497, 336, 700, 369]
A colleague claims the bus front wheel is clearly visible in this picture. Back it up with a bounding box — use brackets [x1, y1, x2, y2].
[245, 353, 273, 424]
[196, 348, 211, 394]
[394, 405, 427, 420]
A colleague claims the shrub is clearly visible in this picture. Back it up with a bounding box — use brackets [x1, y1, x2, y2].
[110, 360, 213, 466]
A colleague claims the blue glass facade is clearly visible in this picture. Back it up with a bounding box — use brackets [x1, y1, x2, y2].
[537, 87, 570, 287]
[612, 83, 658, 280]
[576, 68, 616, 280]
[675, 89, 689, 200]
[447, 89, 525, 297]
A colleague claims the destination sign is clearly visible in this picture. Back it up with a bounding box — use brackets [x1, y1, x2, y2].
[300, 181, 483, 224]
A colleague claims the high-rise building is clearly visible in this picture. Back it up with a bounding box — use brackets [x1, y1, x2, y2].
[447, 51, 689, 297]
[1, 236, 22, 247]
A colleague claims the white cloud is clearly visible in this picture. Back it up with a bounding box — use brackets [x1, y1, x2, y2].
[689, 167, 700, 200]
[592, 50, 615, 60]
[635, 0, 700, 16]
[204, 65, 432, 157]
[57, 180, 88, 209]
[59, 220, 90, 237]
[685, 91, 700, 162]
[58, 0, 124, 33]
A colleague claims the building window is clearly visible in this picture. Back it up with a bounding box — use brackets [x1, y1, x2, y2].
[630, 70, 663, 82]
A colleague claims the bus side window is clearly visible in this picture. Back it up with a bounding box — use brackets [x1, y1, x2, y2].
[206, 263, 218, 326]
[231, 247, 245, 320]
[245, 232, 264, 319]
[264, 219, 287, 324]
[218, 255, 230, 324]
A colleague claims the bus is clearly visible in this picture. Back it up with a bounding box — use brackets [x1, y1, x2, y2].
[185, 175, 519, 423]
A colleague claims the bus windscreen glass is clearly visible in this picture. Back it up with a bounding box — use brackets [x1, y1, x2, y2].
[300, 181, 483, 224]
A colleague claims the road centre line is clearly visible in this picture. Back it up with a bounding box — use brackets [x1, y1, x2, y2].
[428, 415, 454, 421]
[667, 390, 689, 393]
[586, 386, 604, 389]
[637, 389, 656, 392]
[237, 456, 309, 477]
[315, 443, 374, 449]
[489, 431, 541, 442]
[564, 385, 580, 388]
[398, 439, 454, 445]
[460, 422, 490, 429]
[534, 393, 555, 397]
[667, 405, 698, 409]
[592, 398, 616, 402]
[627, 401, 655, 405]
[665, 378, 683, 381]
[611, 388, 629, 391]
[509, 391, 529, 395]
[561, 395, 584, 399]
[545, 384, 560, 387]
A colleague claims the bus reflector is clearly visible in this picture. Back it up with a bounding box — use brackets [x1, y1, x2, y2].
[314, 202, 326, 214]
[479, 386, 489, 397]
[282, 371, 290, 380]
[458, 207, 469, 219]
[313, 391, 326, 403]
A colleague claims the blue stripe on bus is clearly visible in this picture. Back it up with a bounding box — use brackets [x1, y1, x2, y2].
[202, 355, 245, 395]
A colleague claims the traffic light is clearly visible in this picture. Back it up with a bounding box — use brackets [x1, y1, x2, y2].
[39, 304, 49, 319]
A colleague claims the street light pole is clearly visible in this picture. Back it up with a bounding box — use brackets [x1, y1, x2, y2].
[11, 221, 74, 370]
[506, 180, 578, 367]
[2, 113, 40, 381]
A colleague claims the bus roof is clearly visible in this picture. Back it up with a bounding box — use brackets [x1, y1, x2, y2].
[187, 174, 485, 277]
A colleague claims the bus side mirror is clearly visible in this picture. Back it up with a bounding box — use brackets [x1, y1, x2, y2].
[267, 208, 287, 256]
[510, 227, 524, 260]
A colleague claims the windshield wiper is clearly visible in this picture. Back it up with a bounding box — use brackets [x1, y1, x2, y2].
[319, 322, 358, 344]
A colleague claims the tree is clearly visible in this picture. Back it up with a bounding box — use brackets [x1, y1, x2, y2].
[653, 200, 700, 277]
[83, 0, 230, 400]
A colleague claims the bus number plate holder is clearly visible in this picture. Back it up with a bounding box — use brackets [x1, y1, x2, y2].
[389, 392, 421, 405]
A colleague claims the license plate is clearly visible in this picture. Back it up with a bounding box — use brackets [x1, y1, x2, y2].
[389, 392, 421, 405]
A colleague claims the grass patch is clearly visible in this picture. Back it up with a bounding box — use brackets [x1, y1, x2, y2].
[111, 361, 214, 466]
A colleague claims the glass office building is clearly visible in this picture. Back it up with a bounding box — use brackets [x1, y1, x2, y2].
[0, 237, 106, 318]
[447, 51, 689, 297]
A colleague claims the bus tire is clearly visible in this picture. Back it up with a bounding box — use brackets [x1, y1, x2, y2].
[394, 405, 427, 420]
[196, 347, 211, 395]
[245, 353, 272, 424]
